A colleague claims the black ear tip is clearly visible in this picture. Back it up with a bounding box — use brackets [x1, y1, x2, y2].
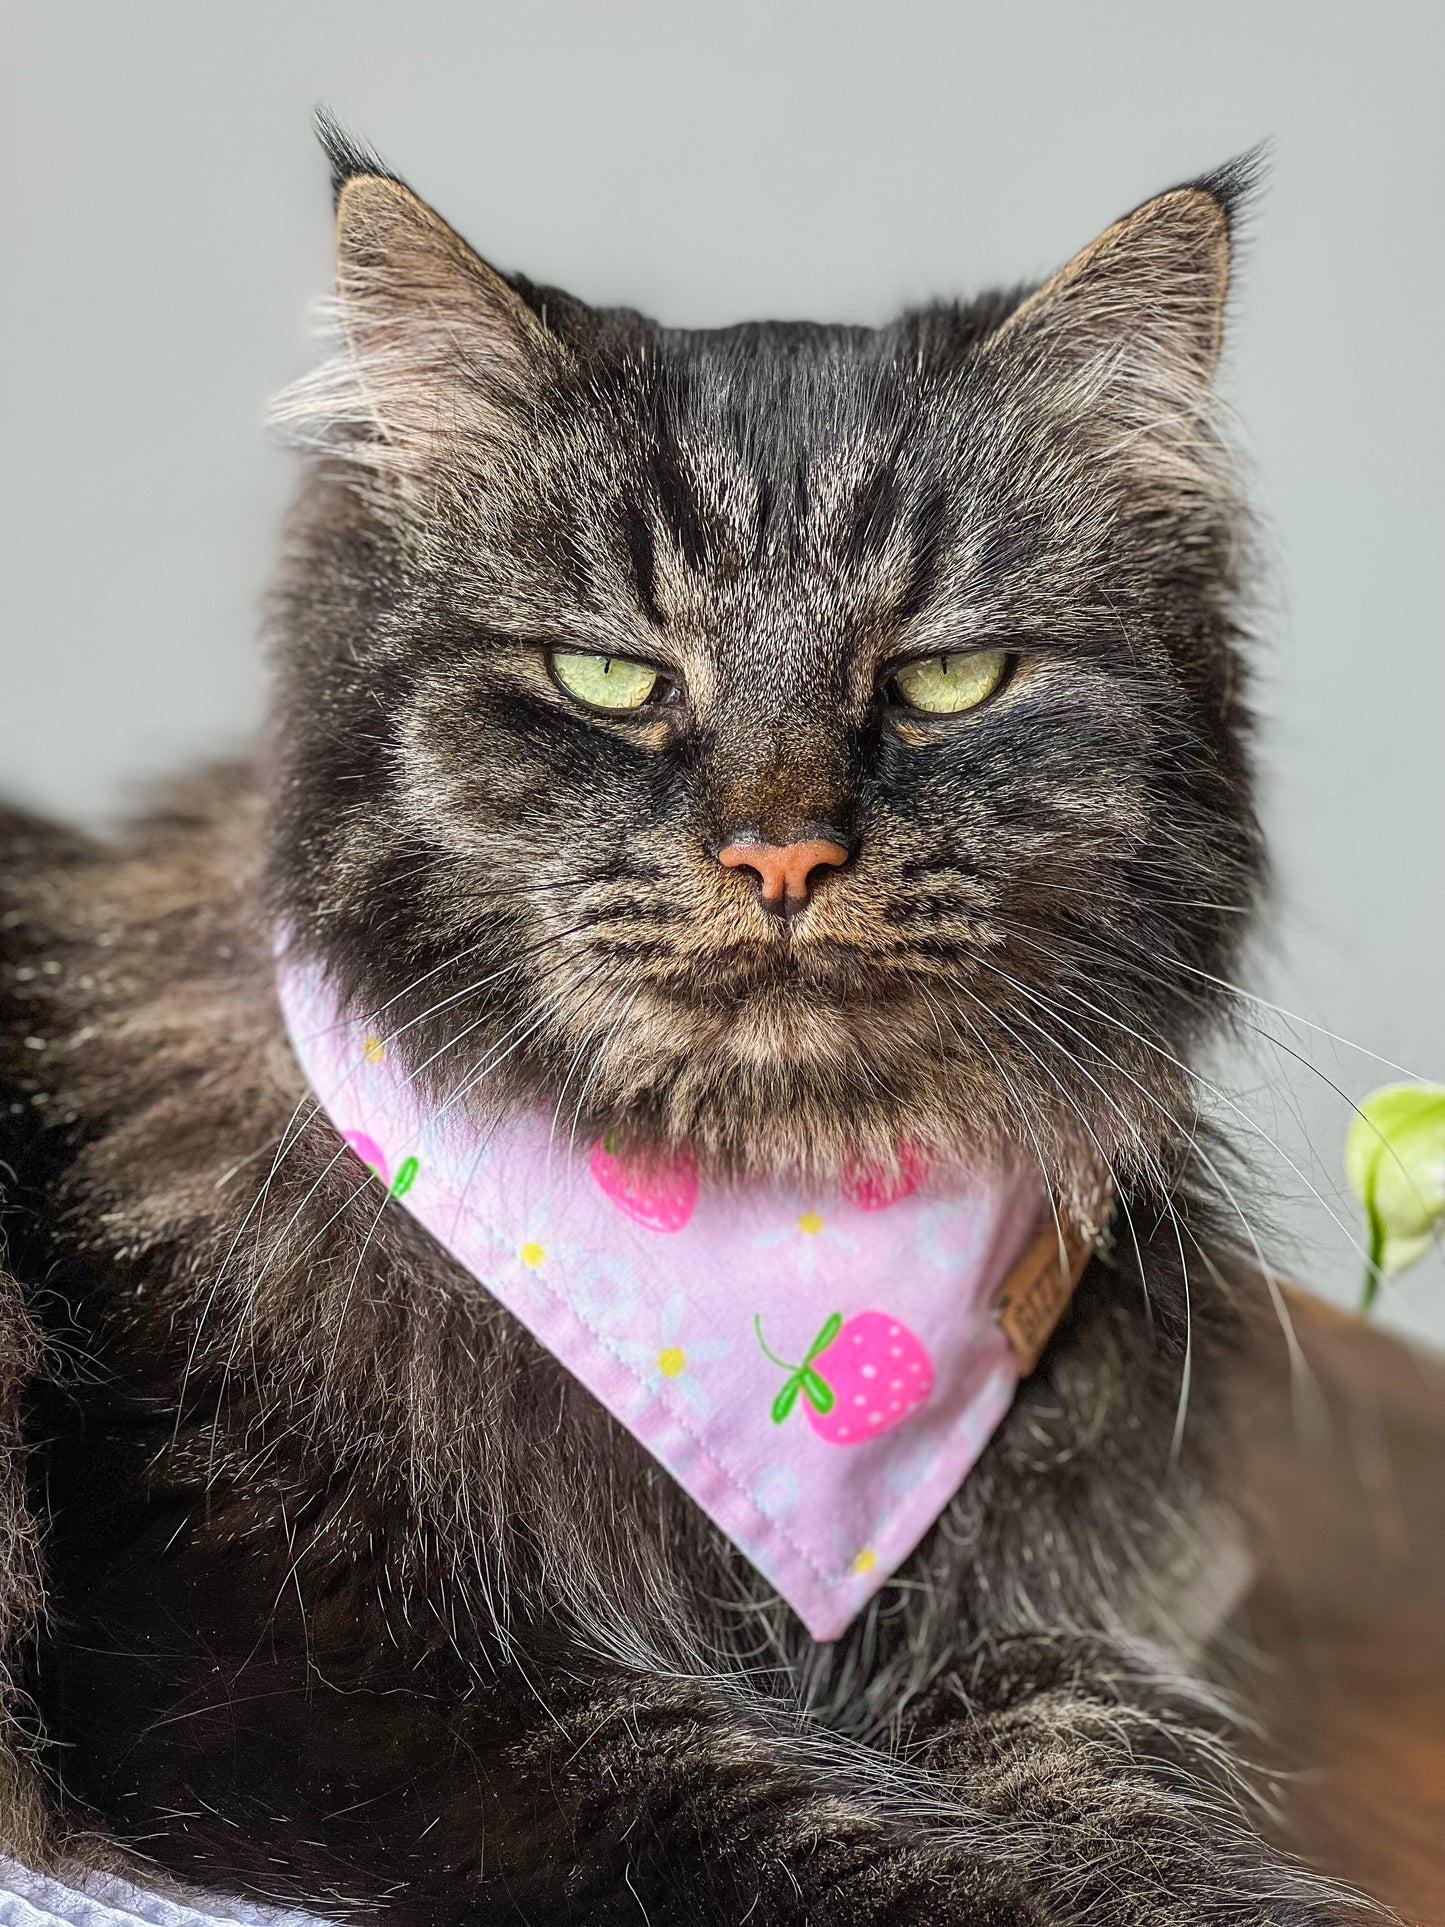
[313, 107, 396, 204]
[1189, 141, 1272, 237]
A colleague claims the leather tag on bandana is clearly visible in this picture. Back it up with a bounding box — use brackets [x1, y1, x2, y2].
[993, 1215, 1096, 1374]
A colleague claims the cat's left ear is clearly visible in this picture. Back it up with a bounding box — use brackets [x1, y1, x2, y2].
[984, 163, 1255, 463]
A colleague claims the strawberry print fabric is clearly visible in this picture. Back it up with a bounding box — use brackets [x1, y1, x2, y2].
[278, 957, 1047, 1640]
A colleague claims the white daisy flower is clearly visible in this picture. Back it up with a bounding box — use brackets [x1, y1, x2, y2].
[615, 1288, 733, 1419]
[749, 1203, 858, 1284]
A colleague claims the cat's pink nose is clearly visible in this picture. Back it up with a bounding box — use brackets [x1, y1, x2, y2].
[718, 833, 850, 917]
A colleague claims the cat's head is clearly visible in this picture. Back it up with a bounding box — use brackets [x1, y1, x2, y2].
[268, 127, 1262, 1202]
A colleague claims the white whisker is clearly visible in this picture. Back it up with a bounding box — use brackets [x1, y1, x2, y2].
[977, 952, 1327, 1435]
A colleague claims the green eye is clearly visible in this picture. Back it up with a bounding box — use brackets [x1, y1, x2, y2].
[550, 649, 662, 711]
[891, 649, 1008, 715]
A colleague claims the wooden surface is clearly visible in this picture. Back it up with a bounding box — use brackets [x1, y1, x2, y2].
[1224, 1293, 1445, 1922]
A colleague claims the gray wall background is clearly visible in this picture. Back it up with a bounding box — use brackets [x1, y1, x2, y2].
[5, 0, 1443, 1343]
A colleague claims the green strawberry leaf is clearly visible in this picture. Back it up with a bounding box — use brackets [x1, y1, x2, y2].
[805, 1312, 842, 1364]
[801, 1367, 834, 1414]
[772, 1378, 802, 1425]
[390, 1156, 419, 1199]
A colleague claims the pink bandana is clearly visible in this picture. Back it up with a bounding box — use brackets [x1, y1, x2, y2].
[278, 956, 1084, 1640]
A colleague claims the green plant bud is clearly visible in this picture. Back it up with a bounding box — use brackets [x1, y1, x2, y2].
[1345, 1081, 1445, 1308]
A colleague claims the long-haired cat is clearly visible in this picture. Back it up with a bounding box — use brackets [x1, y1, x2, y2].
[0, 123, 1366, 1923]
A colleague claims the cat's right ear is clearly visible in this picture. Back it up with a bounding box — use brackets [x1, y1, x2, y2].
[334, 172, 568, 426]
[272, 119, 569, 474]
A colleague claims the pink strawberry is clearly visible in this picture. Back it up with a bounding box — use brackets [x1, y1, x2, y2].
[841, 1143, 928, 1211]
[590, 1131, 698, 1232]
[341, 1132, 418, 1199]
[342, 1130, 390, 1189]
[755, 1310, 933, 1446]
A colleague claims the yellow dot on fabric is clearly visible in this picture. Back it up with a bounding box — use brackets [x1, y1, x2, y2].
[520, 1241, 545, 1267]
[852, 1547, 877, 1574]
[657, 1346, 686, 1377]
[363, 1034, 384, 1062]
[797, 1210, 824, 1235]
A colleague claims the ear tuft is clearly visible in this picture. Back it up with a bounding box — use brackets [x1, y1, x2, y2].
[313, 108, 396, 206]
[1183, 142, 1271, 248]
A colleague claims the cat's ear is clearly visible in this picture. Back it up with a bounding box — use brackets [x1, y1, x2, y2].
[333, 172, 567, 425]
[272, 122, 569, 474]
[985, 166, 1253, 471]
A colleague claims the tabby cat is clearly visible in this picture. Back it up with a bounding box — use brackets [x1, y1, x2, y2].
[0, 124, 1362, 1923]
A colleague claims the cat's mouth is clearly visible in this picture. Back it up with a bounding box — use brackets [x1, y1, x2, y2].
[610, 938, 974, 1082]
[650, 936, 904, 1006]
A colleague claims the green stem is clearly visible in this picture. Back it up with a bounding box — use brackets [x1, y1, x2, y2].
[1360, 1204, 1386, 1313]
[753, 1314, 798, 1373]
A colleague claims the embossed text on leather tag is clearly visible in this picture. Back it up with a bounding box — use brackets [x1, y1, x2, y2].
[993, 1215, 1096, 1375]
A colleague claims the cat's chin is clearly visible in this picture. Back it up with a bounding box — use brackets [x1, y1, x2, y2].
[619, 971, 935, 1099]
[519, 970, 1146, 1214]
[532, 984, 955, 1187]
[702, 981, 863, 1070]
